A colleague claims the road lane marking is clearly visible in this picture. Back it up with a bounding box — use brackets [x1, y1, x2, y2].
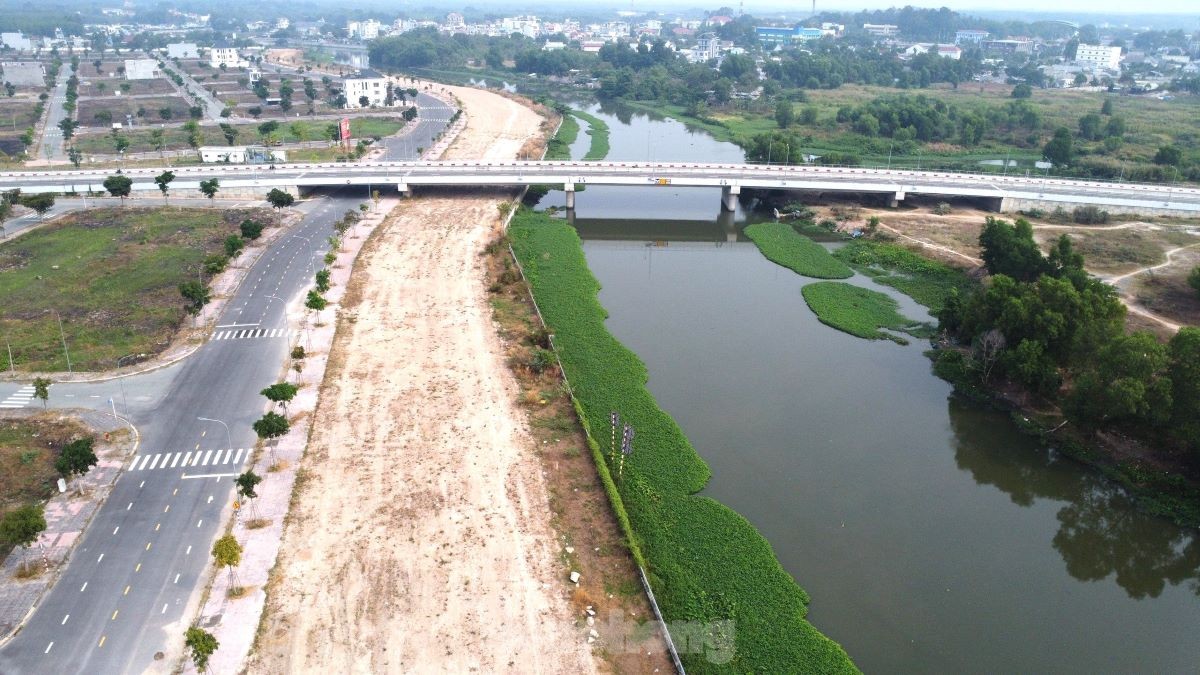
[123, 585, 130, 595]
[196, 519, 203, 527]
[147, 454, 161, 470]
[170, 452, 181, 467]
[162, 604, 168, 614]
[173, 487, 178, 495]
[45, 641, 53, 654]
[61, 615, 69, 625]
[182, 452, 191, 466]
[111, 609, 118, 620]
[97, 554, 104, 563]
[145, 542, 152, 551]
[127, 502, 132, 510]
[113, 526, 119, 535]
[155, 523, 161, 531]
[164, 504, 170, 513]
[202, 450, 213, 465]
[98, 636, 106, 648]
[135, 563, 141, 572]
[233, 448, 244, 464]
[200, 430, 206, 437]
[80, 582, 87, 592]
[186, 545, 192, 555]
[174, 573, 180, 583]
[139, 480, 145, 488]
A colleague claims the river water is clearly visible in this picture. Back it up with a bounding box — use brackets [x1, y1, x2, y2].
[539, 102, 1200, 673]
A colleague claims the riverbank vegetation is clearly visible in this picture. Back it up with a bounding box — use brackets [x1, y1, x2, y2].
[744, 222, 852, 279]
[833, 240, 976, 312]
[802, 282, 932, 344]
[545, 111, 579, 161]
[933, 217, 1200, 524]
[0, 206, 270, 372]
[509, 208, 856, 673]
[572, 109, 611, 161]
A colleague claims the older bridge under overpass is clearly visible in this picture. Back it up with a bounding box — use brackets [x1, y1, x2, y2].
[3, 161, 1199, 216]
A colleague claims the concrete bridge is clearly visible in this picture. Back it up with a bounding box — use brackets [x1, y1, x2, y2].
[3, 161, 1199, 216]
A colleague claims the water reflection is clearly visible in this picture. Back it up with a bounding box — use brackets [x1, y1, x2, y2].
[950, 399, 1200, 600]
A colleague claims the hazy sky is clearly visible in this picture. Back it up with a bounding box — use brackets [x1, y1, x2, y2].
[746, 0, 1197, 13]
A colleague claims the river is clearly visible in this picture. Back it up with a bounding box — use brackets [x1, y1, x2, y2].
[537, 101, 1200, 673]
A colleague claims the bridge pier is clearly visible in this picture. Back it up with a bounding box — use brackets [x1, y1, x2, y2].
[564, 183, 576, 210]
[397, 183, 412, 199]
[888, 191, 905, 208]
[720, 185, 740, 211]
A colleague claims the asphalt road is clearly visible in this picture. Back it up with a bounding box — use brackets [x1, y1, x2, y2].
[377, 91, 458, 160]
[38, 75, 71, 163]
[0, 188, 367, 673]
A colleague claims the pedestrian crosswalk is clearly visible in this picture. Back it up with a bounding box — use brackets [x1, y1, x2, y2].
[130, 448, 248, 471]
[211, 328, 291, 341]
[0, 384, 35, 409]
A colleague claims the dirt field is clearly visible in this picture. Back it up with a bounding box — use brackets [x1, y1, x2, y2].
[250, 85, 599, 672]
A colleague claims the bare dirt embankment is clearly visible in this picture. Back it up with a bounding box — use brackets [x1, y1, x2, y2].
[249, 86, 598, 672]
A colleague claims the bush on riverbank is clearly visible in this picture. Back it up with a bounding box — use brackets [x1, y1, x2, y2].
[571, 110, 611, 160]
[509, 209, 857, 674]
[802, 281, 932, 344]
[546, 112, 579, 160]
[744, 222, 853, 279]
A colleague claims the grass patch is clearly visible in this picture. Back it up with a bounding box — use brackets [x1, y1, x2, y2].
[0, 414, 91, 558]
[572, 110, 611, 161]
[0, 206, 265, 371]
[546, 113, 579, 160]
[833, 240, 976, 312]
[71, 117, 405, 155]
[801, 281, 932, 344]
[509, 209, 857, 674]
[744, 222, 853, 279]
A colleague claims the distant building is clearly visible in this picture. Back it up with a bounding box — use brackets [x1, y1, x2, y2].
[341, 68, 389, 108]
[0, 61, 45, 86]
[755, 26, 827, 48]
[209, 42, 245, 69]
[1075, 44, 1122, 70]
[542, 41, 566, 51]
[982, 39, 1034, 55]
[580, 40, 605, 53]
[166, 42, 198, 59]
[124, 59, 159, 80]
[199, 145, 285, 163]
[863, 24, 899, 37]
[954, 29, 989, 46]
[937, 45, 963, 60]
[1, 32, 33, 51]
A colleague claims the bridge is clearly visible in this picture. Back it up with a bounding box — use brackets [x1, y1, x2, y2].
[3, 161, 1199, 216]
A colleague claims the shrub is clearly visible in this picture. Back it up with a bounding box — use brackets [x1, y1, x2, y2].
[239, 219, 264, 240]
[290, 345, 305, 359]
[932, 202, 953, 215]
[743, 222, 852, 279]
[1072, 205, 1110, 224]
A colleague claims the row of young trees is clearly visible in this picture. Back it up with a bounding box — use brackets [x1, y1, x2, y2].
[936, 217, 1200, 457]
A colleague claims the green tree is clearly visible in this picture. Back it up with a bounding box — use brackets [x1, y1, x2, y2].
[979, 217, 1047, 282]
[239, 219, 263, 240]
[1043, 127, 1073, 167]
[1104, 116, 1126, 138]
[774, 100, 794, 129]
[261, 382, 299, 412]
[1100, 98, 1114, 115]
[179, 280, 211, 315]
[18, 193, 55, 218]
[1078, 113, 1103, 141]
[1168, 328, 1200, 452]
[211, 534, 242, 587]
[253, 411, 290, 441]
[305, 290, 327, 313]
[184, 626, 218, 673]
[57, 117, 77, 140]
[315, 268, 331, 293]
[102, 174, 133, 202]
[1069, 331, 1172, 428]
[149, 128, 165, 154]
[1011, 83, 1033, 99]
[0, 504, 46, 549]
[32, 377, 51, 407]
[224, 234, 245, 258]
[220, 123, 239, 146]
[67, 147, 82, 168]
[266, 189, 294, 209]
[1189, 266, 1200, 299]
[54, 437, 98, 490]
[1153, 145, 1181, 166]
[235, 470, 262, 501]
[199, 178, 220, 202]
[154, 170, 175, 204]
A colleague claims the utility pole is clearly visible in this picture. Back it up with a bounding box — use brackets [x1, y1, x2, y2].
[53, 310, 72, 373]
[5, 337, 14, 375]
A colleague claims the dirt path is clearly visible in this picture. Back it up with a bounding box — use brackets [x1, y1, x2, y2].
[249, 86, 596, 673]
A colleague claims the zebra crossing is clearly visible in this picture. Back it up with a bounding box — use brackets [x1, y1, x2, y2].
[130, 448, 248, 471]
[0, 384, 35, 409]
[210, 328, 292, 341]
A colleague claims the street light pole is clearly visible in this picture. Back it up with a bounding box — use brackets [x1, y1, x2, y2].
[53, 309, 72, 373]
[197, 416, 233, 450]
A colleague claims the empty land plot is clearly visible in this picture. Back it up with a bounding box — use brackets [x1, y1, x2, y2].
[79, 78, 174, 97]
[0, 206, 270, 372]
[76, 95, 191, 127]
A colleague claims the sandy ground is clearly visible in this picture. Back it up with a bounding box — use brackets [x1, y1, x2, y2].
[250, 87, 596, 673]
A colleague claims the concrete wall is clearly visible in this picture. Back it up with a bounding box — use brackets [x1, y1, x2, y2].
[998, 196, 1198, 218]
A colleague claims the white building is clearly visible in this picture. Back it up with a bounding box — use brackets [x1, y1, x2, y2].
[0, 61, 45, 86]
[955, 29, 989, 45]
[124, 59, 160, 80]
[863, 24, 899, 37]
[542, 41, 566, 51]
[347, 19, 381, 40]
[1, 32, 33, 51]
[166, 42, 198, 59]
[209, 42, 245, 69]
[199, 145, 285, 163]
[341, 68, 389, 108]
[1075, 44, 1122, 71]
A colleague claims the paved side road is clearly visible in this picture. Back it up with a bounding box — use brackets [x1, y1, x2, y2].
[0, 189, 365, 674]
